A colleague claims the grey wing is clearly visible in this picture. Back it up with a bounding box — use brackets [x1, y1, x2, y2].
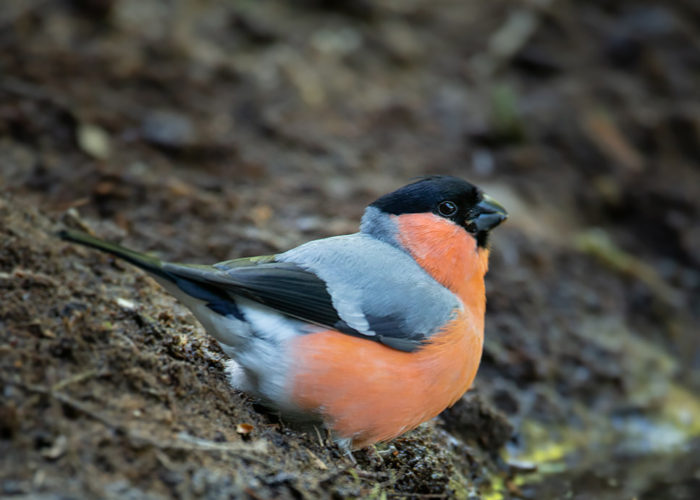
[276, 233, 461, 351]
[162, 258, 440, 351]
[162, 234, 459, 353]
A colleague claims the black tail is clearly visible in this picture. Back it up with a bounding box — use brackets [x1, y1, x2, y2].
[58, 229, 171, 281]
[58, 229, 244, 318]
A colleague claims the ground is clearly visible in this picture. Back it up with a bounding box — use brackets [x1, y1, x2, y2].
[1, 0, 699, 498]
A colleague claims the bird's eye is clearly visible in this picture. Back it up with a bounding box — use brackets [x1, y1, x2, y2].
[437, 201, 458, 217]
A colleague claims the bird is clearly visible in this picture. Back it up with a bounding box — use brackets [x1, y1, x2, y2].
[59, 175, 507, 449]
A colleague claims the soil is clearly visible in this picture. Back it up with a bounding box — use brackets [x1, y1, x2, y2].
[1, 0, 699, 498]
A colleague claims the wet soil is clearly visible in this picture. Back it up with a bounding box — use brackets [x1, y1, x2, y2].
[1, 0, 699, 498]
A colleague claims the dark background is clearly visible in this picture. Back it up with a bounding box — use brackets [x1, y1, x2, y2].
[1, 1, 699, 498]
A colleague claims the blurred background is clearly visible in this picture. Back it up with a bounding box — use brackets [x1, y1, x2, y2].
[1, 0, 699, 498]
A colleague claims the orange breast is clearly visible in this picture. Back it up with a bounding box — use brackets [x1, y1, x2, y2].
[288, 214, 489, 448]
[289, 312, 482, 448]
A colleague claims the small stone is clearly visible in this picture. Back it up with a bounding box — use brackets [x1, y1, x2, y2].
[116, 297, 136, 311]
[77, 123, 111, 160]
[141, 110, 195, 148]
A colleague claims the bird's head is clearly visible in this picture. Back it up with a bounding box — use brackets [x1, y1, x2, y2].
[365, 175, 507, 249]
[361, 176, 507, 294]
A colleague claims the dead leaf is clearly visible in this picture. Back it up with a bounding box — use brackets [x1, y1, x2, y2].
[41, 435, 67, 460]
[236, 423, 254, 435]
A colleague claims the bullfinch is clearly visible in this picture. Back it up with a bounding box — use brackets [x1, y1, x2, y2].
[59, 176, 507, 449]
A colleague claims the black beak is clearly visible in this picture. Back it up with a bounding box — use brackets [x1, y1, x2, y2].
[468, 194, 508, 233]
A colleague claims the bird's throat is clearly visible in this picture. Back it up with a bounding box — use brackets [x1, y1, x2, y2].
[394, 213, 488, 321]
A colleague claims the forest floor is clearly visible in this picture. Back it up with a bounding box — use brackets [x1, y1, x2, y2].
[1, 0, 699, 498]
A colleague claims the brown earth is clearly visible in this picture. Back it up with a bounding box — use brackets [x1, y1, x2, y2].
[1, 1, 699, 498]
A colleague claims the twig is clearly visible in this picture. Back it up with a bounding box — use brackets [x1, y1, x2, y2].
[51, 369, 101, 391]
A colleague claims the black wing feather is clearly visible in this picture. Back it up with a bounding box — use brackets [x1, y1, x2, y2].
[162, 260, 352, 332]
[220, 264, 345, 328]
[161, 260, 424, 351]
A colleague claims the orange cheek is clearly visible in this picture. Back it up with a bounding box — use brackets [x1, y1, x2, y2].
[393, 213, 488, 312]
